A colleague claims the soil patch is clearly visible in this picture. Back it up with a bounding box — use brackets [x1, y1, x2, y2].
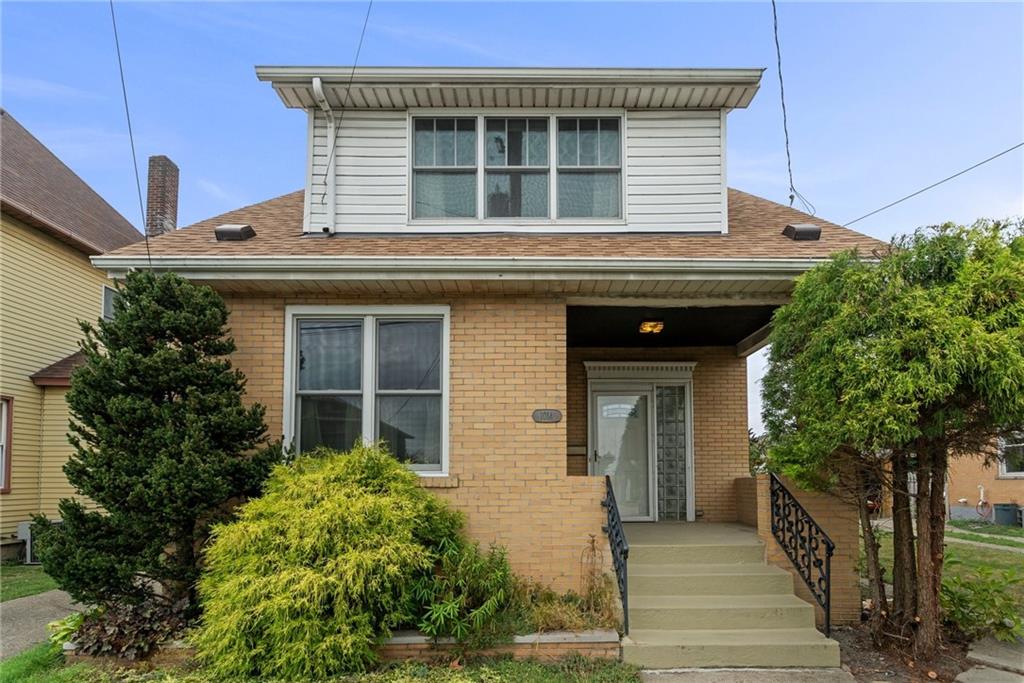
[834, 624, 971, 683]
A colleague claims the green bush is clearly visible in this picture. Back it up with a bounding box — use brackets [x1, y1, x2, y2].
[940, 561, 1024, 642]
[194, 443, 464, 678]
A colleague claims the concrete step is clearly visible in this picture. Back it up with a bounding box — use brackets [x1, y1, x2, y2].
[629, 563, 794, 596]
[622, 627, 841, 668]
[629, 542, 764, 565]
[629, 594, 816, 630]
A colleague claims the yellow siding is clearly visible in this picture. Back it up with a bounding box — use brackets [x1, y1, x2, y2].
[0, 215, 109, 536]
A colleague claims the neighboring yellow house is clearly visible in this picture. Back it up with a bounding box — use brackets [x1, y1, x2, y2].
[0, 110, 142, 560]
[948, 438, 1024, 522]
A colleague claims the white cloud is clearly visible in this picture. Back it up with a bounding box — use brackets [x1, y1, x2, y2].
[197, 178, 246, 207]
[2, 75, 102, 101]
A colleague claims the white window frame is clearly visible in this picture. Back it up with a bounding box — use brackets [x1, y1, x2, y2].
[407, 108, 626, 227]
[283, 305, 451, 476]
[998, 433, 1024, 479]
[102, 285, 117, 321]
[0, 396, 11, 494]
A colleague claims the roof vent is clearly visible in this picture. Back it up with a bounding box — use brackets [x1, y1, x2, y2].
[782, 223, 821, 241]
[214, 224, 256, 241]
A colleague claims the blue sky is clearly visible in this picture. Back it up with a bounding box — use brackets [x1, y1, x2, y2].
[3, 1, 1022, 431]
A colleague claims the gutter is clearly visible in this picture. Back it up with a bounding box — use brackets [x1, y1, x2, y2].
[90, 255, 831, 281]
[310, 77, 336, 232]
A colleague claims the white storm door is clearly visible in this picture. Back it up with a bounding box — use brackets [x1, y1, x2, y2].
[590, 389, 656, 521]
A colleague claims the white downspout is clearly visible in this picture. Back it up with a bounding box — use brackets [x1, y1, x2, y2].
[311, 77, 336, 233]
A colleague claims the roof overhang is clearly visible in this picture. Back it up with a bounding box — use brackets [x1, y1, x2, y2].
[255, 66, 764, 110]
[92, 255, 823, 282]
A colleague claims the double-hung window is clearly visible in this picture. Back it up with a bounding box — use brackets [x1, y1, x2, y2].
[999, 432, 1024, 478]
[557, 118, 622, 218]
[412, 118, 477, 218]
[410, 114, 622, 221]
[102, 286, 117, 321]
[0, 396, 11, 494]
[290, 307, 448, 473]
[485, 118, 549, 218]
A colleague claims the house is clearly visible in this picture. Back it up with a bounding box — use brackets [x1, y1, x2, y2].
[0, 110, 147, 560]
[948, 436, 1024, 523]
[94, 67, 886, 668]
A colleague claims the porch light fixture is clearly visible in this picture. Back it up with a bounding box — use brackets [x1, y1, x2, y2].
[638, 320, 664, 334]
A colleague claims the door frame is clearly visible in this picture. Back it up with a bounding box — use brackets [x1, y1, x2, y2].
[588, 384, 657, 522]
[584, 362, 697, 522]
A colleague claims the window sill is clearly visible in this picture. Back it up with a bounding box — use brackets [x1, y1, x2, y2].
[417, 475, 460, 489]
[996, 473, 1024, 480]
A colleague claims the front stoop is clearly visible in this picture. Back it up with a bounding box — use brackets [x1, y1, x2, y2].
[621, 523, 841, 668]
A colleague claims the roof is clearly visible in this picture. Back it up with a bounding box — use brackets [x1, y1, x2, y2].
[256, 66, 763, 110]
[99, 188, 884, 262]
[1, 110, 142, 255]
[30, 351, 86, 387]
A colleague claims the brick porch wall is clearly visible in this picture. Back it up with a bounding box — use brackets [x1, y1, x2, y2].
[566, 347, 749, 522]
[224, 294, 607, 593]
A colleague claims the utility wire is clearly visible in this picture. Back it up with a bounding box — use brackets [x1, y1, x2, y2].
[770, 0, 815, 216]
[844, 142, 1024, 227]
[318, 0, 374, 205]
[108, 0, 151, 269]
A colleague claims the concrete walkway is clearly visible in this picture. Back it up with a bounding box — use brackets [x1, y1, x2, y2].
[642, 668, 855, 682]
[873, 518, 1024, 555]
[0, 590, 78, 658]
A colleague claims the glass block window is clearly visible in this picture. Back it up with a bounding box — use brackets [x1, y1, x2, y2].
[556, 118, 622, 218]
[656, 385, 688, 521]
[412, 118, 477, 218]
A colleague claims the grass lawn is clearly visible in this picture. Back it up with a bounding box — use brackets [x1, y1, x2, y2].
[0, 649, 639, 683]
[948, 519, 1024, 539]
[946, 530, 1024, 550]
[874, 530, 1024, 606]
[0, 564, 58, 602]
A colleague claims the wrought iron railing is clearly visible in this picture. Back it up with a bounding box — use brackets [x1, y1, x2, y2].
[601, 475, 630, 634]
[769, 473, 835, 636]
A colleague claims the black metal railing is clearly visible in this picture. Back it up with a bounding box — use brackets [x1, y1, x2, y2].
[601, 475, 630, 634]
[769, 473, 835, 636]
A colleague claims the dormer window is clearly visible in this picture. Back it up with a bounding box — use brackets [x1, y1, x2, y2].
[410, 113, 624, 222]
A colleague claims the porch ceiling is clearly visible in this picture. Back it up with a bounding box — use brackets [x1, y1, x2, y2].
[567, 305, 775, 348]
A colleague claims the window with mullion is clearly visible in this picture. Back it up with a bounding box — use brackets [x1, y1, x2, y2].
[1001, 432, 1024, 476]
[295, 319, 363, 454]
[556, 117, 622, 218]
[484, 118, 549, 218]
[412, 118, 478, 219]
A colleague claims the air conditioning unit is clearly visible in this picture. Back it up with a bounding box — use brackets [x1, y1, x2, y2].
[16, 520, 60, 565]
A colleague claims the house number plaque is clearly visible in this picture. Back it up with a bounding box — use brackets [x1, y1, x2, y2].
[532, 409, 562, 424]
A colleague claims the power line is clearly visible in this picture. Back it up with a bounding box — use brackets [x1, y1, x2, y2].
[108, 0, 151, 269]
[318, 0, 374, 205]
[844, 142, 1024, 227]
[770, 0, 814, 216]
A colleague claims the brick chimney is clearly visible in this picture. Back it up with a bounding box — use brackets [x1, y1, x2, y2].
[145, 155, 178, 237]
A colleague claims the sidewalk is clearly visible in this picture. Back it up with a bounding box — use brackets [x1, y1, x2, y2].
[0, 590, 78, 658]
[873, 518, 1024, 555]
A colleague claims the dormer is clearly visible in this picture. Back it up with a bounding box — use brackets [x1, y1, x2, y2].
[256, 67, 763, 234]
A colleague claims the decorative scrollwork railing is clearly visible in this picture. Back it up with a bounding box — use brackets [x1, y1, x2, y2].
[601, 475, 630, 634]
[769, 473, 835, 636]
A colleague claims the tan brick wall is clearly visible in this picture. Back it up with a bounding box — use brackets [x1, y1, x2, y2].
[948, 454, 1023, 509]
[734, 476, 757, 527]
[566, 347, 749, 522]
[752, 474, 860, 626]
[224, 294, 607, 593]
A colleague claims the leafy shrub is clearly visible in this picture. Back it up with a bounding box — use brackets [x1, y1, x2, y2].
[940, 562, 1024, 642]
[194, 443, 464, 679]
[413, 537, 517, 647]
[72, 599, 190, 660]
[47, 612, 85, 649]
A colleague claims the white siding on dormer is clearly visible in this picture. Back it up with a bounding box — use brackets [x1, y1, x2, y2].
[625, 110, 725, 232]
[306, 109, 409, 231]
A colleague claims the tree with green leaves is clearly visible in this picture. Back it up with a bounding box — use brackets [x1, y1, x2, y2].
[35, 271, 279, 611]
[763, 220, 1024, 656]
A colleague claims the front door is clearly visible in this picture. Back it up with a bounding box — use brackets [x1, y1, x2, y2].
[590, 390, 655, 521]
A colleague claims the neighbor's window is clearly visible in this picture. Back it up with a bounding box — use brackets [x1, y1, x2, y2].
[294, 313, 445, 471]
[1000, 432, 1024, 477]
[485, 118, 549, 218]
[557, 118, 621, 218]
[412, 118, 477, 219]
[0, 397, 11, 493]
[102, 286, 117, 321]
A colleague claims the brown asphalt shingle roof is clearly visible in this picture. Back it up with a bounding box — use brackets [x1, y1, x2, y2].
[30, 351, 87, 387]
[1, 110, 142, 255]
[106, 188, 884, 260]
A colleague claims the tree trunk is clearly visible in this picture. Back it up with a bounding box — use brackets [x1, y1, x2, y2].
[891, 452, 918, 631]
[858, 476, 889, 643]
[914, 439, 948, 658]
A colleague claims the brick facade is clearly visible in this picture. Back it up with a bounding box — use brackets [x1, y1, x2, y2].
[224, 294, 607, 593]
[566, 347, 750, 522]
